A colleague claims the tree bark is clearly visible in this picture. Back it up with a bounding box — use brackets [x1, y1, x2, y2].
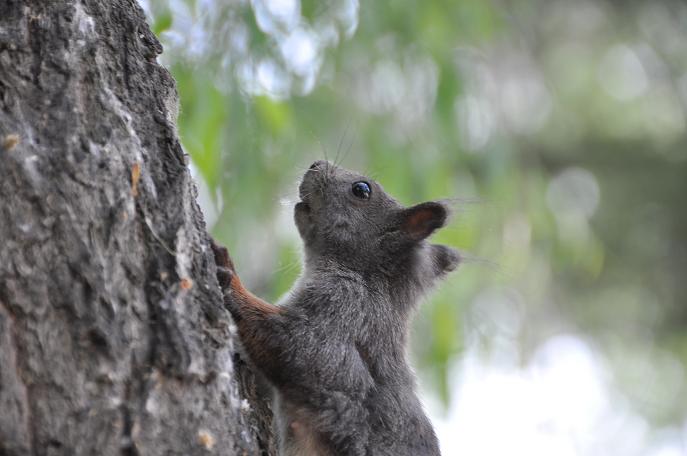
[0, 1, 274, 454]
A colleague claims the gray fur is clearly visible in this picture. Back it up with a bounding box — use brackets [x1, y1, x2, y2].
[235, 161, 459, 455]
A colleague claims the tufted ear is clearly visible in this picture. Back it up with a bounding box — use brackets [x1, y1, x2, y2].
[399, 201, 448, 241]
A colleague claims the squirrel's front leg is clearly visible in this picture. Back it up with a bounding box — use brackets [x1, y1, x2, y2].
[210, 238, 282, 320]
[210, 239, 369, 456]
[210, 238, 287, 382]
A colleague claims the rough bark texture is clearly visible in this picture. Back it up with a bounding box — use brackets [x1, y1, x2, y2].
[0, 1, 274, 454]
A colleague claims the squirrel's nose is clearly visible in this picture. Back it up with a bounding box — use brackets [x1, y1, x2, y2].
[309, 160, 328, 170]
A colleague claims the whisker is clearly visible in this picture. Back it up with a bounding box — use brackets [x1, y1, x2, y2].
[339, 122, 356, 168]
[293, 167, 323, 175]
[365, 164, 390, 181]
[304, 128, 329, 165]
[273, 257, 303, 275]
[439, 196, 487, 206]
[292, 166, 314, 173]
[334, 122, 351, 168]
[366, 171, 381, 182]
[457, 251, 508, 278]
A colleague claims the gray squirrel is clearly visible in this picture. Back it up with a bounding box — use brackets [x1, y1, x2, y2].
[212, 160, 460, 455]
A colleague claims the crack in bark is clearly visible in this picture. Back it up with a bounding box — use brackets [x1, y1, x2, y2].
[120, 371, 141, 456]
[0, 299, 35, 456]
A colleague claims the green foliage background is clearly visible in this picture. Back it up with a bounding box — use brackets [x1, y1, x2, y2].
[143, 0, 687, 451]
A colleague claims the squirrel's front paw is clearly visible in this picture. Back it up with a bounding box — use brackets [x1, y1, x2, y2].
[210, 238, 242, 320]
[210, 238, 236, 278]
[216, 265, 234, 289]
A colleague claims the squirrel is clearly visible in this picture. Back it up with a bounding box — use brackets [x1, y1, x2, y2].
[211, 160, 460, 456]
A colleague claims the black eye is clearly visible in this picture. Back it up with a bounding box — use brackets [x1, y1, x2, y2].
[352, 181, 372, 200]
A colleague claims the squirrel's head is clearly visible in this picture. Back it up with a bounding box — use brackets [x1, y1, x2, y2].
[295, 160, 460, 280]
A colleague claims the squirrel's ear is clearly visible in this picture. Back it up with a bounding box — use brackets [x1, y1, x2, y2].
[399, 201, 448, 241]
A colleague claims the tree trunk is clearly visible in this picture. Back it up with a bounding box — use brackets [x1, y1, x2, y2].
[0, 1, 274, 454]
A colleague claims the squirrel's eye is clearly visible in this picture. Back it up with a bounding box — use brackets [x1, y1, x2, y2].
[352, 181, 372, 200]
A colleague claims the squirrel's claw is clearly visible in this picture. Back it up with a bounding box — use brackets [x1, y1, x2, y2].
[210, 237, 236, 273]
[210, 238, 242, 320]
[216, 266, 234, 289]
